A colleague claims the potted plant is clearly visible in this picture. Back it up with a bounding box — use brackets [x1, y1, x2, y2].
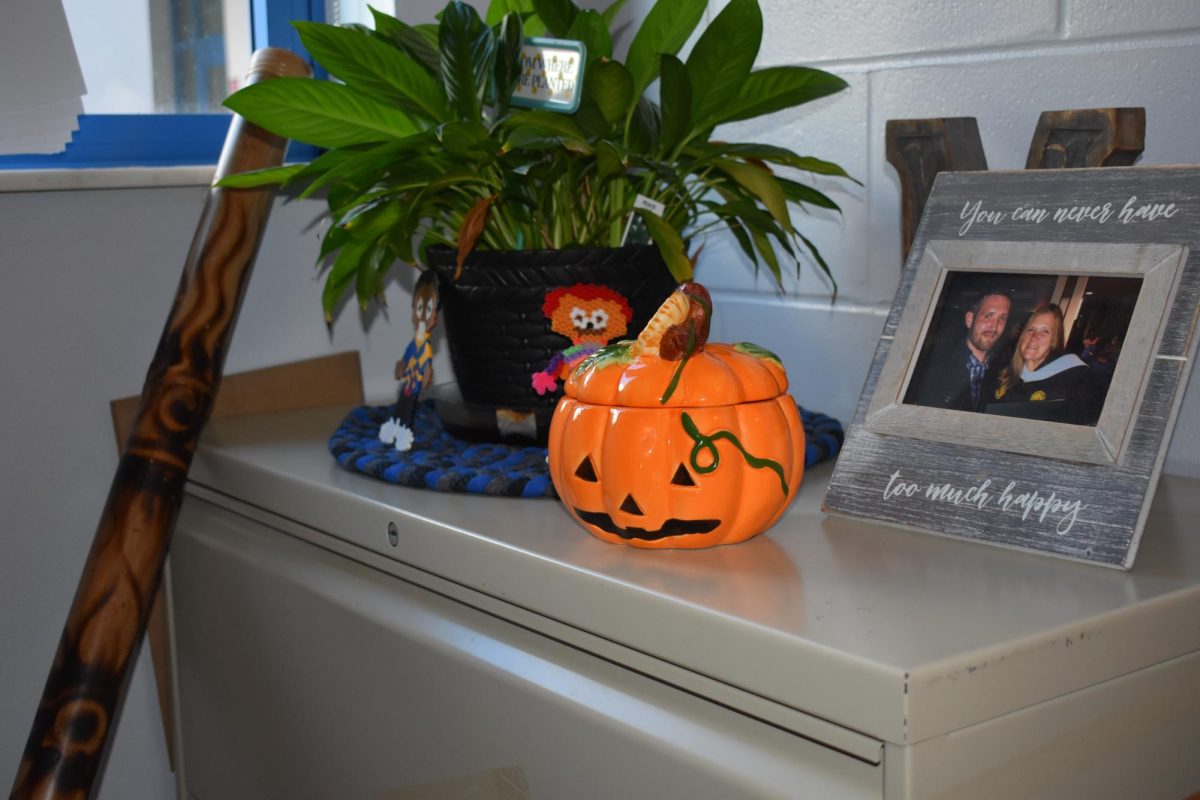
[220, 0, 851, 410]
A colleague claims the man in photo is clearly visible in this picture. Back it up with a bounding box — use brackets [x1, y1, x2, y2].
[907, 290, 1012, 411]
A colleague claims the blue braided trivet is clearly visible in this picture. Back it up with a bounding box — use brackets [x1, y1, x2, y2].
[329, 402, 844, 499]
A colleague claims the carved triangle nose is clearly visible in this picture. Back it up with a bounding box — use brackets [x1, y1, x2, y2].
[620, 495, 643, 515]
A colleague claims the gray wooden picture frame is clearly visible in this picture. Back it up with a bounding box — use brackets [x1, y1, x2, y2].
[824, 166, 1200, 569]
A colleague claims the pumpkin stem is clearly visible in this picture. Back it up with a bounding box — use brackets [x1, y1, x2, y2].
[634, 281, 712, 360]
[632, 290, 690, 357]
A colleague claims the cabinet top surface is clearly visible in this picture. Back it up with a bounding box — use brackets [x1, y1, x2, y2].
[188, 406, 1200, 744]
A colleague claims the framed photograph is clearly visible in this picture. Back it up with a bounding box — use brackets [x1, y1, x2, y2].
[824, 166, 1200, 568]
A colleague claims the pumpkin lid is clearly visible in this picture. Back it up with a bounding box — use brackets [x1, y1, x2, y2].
[562, 282, 790, 407]
[564, 341, 789, 407]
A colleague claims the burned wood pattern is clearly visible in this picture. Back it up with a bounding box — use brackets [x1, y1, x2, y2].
[885, 117, 988, 262]
[1025, 107, 1145, 170]
[11, 47, 310, 800]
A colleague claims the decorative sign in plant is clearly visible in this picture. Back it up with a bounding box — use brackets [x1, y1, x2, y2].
[548, 283, 805, 549]
[510, 37, 586, 113]
[825, 166, 1200, 569]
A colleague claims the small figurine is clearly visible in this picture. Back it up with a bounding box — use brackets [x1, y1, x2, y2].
[380, 271, 440, 451]
[532, 283, 634, 395]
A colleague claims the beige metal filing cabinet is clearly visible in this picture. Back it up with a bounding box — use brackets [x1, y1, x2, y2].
[168, 407, 1200, 799]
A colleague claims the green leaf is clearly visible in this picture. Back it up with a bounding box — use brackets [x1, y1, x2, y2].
[356, 241, 392, 307]
[215, 164, 304, 188]
[625, 0, 706, 99]
[583, 60, 633, 128]
[297, 134, 436, 201]
[506, 125, 593, 154]
[530, 0, 579, 37]
[685, 0, 760, 136]
[323, 237, 371, 321]
[342, 200, 403, 241]
[521, 13, 548, 37]
[626, 152, 679, 183]
[421, 169, 494, 195]
[779, 177, 840, 212]
[713, 158, 790, 231]
[626, 96, 661, 156]
[328, 181, 366, 217]
[371, 9, 441, 75]
[724, 215, 758, 265]
[331, 162, 485, 219]
[486, 0, 535, 25]
[506, 109, 588, 141]
[438, 120, 497, 160]
[572, 94, 615, 137]
[415, 25, 441, 49]
[287, 148, 358, 185]
[600, 0, 629, 28]
[293, 22, 449, 122]
[702, 194, 776, 231]
[318, 224, 350, 263]
[783, 154, 855, 179]
[440, 121, 501, 160]
[707, 179, 794, 260]
[749, 225, 782, 284]
[565, 9, 612, 62]
[385, 196, 426, 263]
[224, 78, 423, 148]
[658, 54, 691, 155]
[694, 142, 856, 182]
[594, 140, 625, 182]
[492, 12, 524, 115]
[700, 66, 848, 129]
[439, 1, 496, 122]
[798, 231, 836, 293]
[636, 209, 692, 281]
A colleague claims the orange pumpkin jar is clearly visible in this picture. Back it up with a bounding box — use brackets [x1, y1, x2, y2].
[548, 283, 804, 549]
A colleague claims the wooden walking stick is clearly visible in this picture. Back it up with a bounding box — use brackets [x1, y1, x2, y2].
[11, 47, 310, 800]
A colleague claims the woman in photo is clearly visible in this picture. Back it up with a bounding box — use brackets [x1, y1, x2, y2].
[987, 303, 1101, 425]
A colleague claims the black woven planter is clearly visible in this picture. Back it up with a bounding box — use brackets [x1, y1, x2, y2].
[427, 245, 677, 410]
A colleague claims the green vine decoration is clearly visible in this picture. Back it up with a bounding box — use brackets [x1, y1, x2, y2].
[659, 320, 697, 404]
[582, 340, 635, 372]
[680, 412, 789, 497]
[733, 341, 782, 364]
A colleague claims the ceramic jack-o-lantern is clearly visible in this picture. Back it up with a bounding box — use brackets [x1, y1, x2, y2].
[548, 282, 805, 549]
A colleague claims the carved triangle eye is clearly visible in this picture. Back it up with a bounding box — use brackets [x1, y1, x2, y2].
[620, 495, 643, 515]
[575, 456, 598, 482]
[671, 464, 697, 486]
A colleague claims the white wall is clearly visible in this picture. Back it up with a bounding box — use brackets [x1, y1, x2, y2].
[2, 1, 1200, 797]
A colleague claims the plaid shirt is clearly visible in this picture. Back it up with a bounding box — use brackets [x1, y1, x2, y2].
[966, 352, 988, 408]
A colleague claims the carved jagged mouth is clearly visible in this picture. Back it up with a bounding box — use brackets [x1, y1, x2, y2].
[574, 509, 720, 541]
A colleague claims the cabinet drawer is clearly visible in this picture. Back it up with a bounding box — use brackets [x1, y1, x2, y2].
[172, 498, 881, 799]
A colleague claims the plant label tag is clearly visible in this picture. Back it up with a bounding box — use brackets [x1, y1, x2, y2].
[633, 195, 666, 216]
[510, 38, 586, 114]
[621, 195, 665, 245]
